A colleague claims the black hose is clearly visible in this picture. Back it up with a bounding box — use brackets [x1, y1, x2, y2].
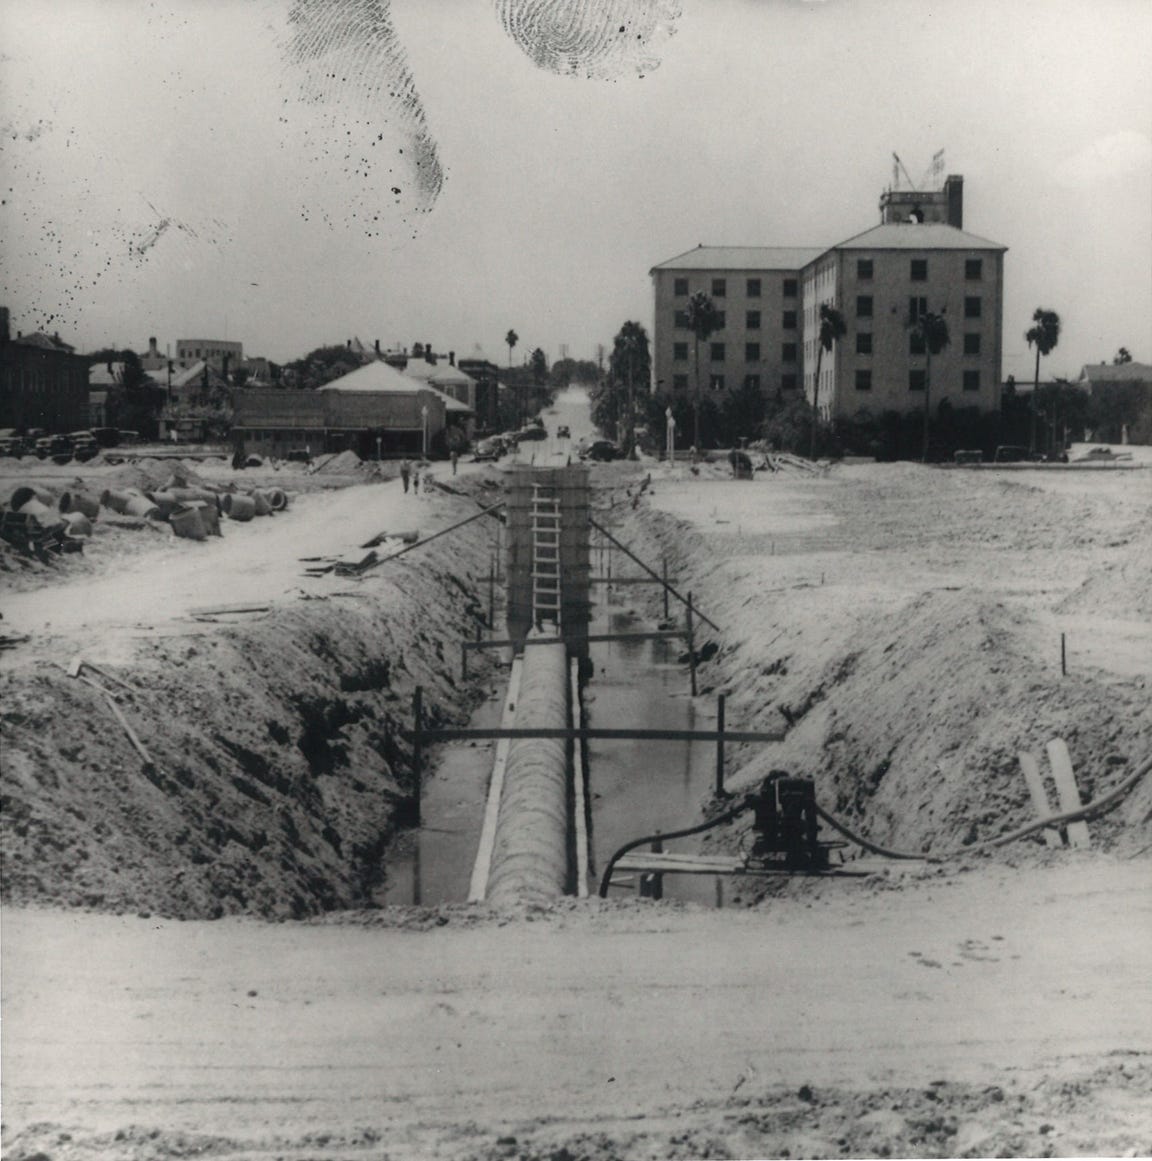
[598, 756, 1152, 897]
[815, 806, 942, 863]
[817, 753, 1152, 863]
[597, 802, 748, 898]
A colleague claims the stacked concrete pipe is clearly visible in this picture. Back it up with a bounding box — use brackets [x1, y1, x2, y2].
[485, 635, 572, 905]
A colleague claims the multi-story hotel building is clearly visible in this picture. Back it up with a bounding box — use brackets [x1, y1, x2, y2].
[651, 175, 1007, 422]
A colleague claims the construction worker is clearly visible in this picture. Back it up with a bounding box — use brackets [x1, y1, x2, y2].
[399, 458, 411, 493]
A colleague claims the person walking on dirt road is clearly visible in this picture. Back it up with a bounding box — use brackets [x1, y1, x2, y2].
[400, 458, 411, 493]
[450, 449, 459, 476]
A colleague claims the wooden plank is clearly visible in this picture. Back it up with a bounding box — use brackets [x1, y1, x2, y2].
[417, 726, 787, 745]
[188, 602, 271, 616]
[467, 658, 523, 903]
[79, 675, 155, 772]
[1018, 751, 1063, 850]
[464, 630, 687, 652]
[1047, 738, 1091, 849]
[571, 659, 589, 899]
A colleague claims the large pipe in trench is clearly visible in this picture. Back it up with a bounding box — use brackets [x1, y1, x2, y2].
[485, 636, 571, 905]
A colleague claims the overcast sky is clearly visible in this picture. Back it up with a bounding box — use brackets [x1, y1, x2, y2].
[2, 0, 1149, 381]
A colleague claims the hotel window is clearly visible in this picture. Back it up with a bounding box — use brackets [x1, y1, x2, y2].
[855, 369, 872, 391]
[965, 296, 982, 319]
[674, 277, 689, 296]
[963, 370, 981, 392]
[744, 373, 761, 392]
[964, 333, 981, 356]
[673, 373, 688, 391]
[857, 259, 873, 280]
[782, 343, 798, 363]
[710, 373, 726, 391]
[747, 278, 761, 297]
[783, 310, 797, 330]
[911, 259, 928, 281]
[965, 259, 983, 280]
[856, 332, 873, 355]
[674, 310, 688, 328]
[712, 278, 727, 297]
[783, 278, 798, 297]
[909, 369, 927, 392]
[746, 310, 761, 329]
[710, 342, 725, 361]
[745, 342, 761, 362]
[782, 373, 798, 390]
[856, 295, 873, 318]
[673, 342, 689, 361]
[908, 295, 928, 321]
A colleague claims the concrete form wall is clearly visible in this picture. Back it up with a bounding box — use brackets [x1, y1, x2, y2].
[505, 465, 591, 651]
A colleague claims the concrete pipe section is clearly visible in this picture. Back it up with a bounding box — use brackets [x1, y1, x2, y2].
[485, 633, 572, 905]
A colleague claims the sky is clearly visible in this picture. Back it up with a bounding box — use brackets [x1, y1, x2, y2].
[1, 0, 1150, 382]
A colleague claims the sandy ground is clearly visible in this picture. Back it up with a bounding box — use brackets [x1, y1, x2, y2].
[3, 397, 1152, 1158]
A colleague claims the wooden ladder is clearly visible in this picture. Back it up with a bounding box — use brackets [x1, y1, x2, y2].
[530, 483, 562, 630]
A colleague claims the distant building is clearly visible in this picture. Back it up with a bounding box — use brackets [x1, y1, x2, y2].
[88, 361, 125, 428]
[0, 311, 89, 432]
[650, 174, 1007, 423]
[175, 338, 243, 373]
[1079, 362, 1152, 444]
[231, 359, 467, 458]
[139, 336, 169, 374]
[455, 357, 500, 431]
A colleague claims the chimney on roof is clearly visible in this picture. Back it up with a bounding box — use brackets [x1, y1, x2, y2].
[347, 339, 352, 349]
[944, 174, 964, 229]
[425, 342, 434, 363]
[449, 350, 455, 366]
[374, 338, 380, 354]
[53, 331, 60, 344]
[149, 336, 158, 354]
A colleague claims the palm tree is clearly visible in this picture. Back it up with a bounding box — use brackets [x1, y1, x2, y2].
[1025, 309, 1060, 455]
[809, 303, 846, 459]
[504, 329, 521, 424]
[909, 307, 951, 462]
[609, 321, 651, 454]
[684, 291, 721, 449]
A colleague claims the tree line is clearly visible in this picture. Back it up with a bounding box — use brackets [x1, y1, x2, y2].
[592, 307, 1148, 460]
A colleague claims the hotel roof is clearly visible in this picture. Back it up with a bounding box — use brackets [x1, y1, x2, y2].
[650, 245, 825, 273]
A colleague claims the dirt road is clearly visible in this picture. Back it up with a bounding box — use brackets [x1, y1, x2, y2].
[5, 860, 1151, 1160]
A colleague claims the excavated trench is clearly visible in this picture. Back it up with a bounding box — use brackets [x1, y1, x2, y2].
[0, 491, 501, 921]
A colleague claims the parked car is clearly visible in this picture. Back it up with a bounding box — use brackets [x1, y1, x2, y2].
[284, 447, 313, 463]
[580, 440, 620, 462]
[35, 434, 74, 460]
[0, 429, 27, 457]
[516, 425, 547, 442]
[90, 426, 121, 447]
[472, 436, 506, 462]
[993, 445, 1036, 463]
[70, 431, 100, 462]
[556, 425, 570, 439]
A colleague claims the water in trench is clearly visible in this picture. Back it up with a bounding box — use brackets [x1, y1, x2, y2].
[377, 681, 505, 907]
[379, 588, 725, 906]
[583, 601, 725, 906]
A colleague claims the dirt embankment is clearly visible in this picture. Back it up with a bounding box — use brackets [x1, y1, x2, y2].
[1, 479, 499, 920]
[612, 464, 1152, 866]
